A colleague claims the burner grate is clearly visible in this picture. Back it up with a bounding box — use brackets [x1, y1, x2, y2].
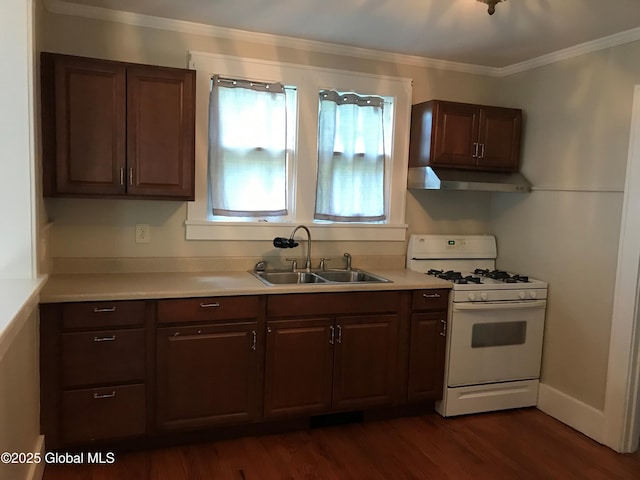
[474, 269, 530, 283]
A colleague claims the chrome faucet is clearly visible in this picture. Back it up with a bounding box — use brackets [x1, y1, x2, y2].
[289, 225, 312, 271]
[344, 252, 352, 270]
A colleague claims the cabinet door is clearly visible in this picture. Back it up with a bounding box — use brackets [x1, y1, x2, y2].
[431, 101, 479, 168]
[156, 323, 261, 431]
[127, 66, 195, 199]
[477, 106, 522, 171]
[264, 318, 334, 418]
[408, 313, 446, 402]
[332, 315, 398, 410]
[48, 55, 127, 195]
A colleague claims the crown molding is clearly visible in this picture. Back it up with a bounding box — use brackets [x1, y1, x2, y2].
[497, 26, 640, 77]
[44, 0, 640, 79]
[42, 0, 498, 77]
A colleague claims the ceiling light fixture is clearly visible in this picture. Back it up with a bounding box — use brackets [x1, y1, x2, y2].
[477, 0, 505, 15]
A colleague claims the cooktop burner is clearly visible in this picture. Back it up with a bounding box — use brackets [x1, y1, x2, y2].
[426, 269, 483, 284]
[474, 269, 530, 283]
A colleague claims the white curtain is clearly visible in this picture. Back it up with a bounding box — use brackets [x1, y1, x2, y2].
[208, 76, 288, 217]
[315, 90, 386, 222]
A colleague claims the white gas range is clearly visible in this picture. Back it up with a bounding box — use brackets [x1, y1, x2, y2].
[407, 234, 548, 417]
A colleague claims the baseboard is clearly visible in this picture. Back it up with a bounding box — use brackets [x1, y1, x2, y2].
[537, 383, 605, 444]
[26, 435, 45, 480]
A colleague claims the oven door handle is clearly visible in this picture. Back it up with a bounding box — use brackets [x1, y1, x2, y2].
[453, 300, 547, 311]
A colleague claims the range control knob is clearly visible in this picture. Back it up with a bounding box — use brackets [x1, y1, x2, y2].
[519, 291, 526, 300]
[468, 292, 476, 301]
[529, 290, 538, 299]
[480, 292, 488, 301]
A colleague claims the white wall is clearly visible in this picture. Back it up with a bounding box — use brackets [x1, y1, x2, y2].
[0, 0, 36, 279]
[491, 41, 640, 413]
[39, 8, 499, 273]
[0, 308, 42, 480]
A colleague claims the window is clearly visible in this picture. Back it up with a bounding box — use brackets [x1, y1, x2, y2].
[316, 90, 391, 222]
[208, 76, 296, 220]
[186, 51, 411, 241]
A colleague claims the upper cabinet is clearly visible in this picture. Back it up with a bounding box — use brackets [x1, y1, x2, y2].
[41, 53, 195, 200]
[409, 100, 522, 172]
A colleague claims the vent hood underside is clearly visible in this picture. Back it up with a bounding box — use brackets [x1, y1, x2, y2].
[407, 166, 531, 193]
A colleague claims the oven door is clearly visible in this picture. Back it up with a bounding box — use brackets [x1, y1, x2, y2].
[447, 300, 546, 387]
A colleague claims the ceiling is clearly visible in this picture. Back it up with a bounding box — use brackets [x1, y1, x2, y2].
[54, 0, 640, 68]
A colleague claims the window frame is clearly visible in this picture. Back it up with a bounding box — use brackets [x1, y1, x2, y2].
[186, 50, 411, 241]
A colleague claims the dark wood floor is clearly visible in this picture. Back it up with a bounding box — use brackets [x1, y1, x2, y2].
[43, 408, 640, 480]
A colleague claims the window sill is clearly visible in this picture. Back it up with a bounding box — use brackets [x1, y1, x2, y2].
[185, 221, 408, 241]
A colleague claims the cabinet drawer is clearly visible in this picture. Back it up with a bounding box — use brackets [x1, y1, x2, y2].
[267, 291, 401, 317]
[157, 296, 260, 324]
[62, 301, 145, 330]
[412, 289, 449, 312]
[61, 384, 145, 445]
[61, 329, 145, 387]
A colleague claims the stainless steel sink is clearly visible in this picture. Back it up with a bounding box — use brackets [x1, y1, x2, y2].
[316, 269, 392, 283]
[252, 271, 327, 285]
[250, 269, 391, 286]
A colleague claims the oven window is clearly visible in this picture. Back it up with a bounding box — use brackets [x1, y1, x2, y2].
[471, 321, 527, 348]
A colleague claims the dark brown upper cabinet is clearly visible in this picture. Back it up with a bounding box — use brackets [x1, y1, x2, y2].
[41, 53, 195, 200]
[409, 100, 522, 172]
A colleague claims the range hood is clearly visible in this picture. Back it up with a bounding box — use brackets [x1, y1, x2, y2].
[407, 166, 531, 193]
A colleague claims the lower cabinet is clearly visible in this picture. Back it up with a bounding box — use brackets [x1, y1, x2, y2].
[408, 313, 446, 401]
[156, 322, 262, 431]
[264, 292, 400, 419]
[40, 288, 448, 448]
[154, 296, 263, 432]
[39, 300, 149, 449]
[264, 318, 334, 417]
[407, 289, 449, 402]
[333, 315, 398, 410]
[264, 315, 399, 419]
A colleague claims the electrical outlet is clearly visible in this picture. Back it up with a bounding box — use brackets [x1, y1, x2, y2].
[135, 224, 150, 244]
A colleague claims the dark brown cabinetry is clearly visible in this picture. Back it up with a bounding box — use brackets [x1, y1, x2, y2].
[41, 53, 195, 200]
[155, 296, 263, 431]
[407, 290, 449, 402]
[409, 100, 522, 172]
[264, 292, 400, 419]
[40, 288, 449, 448]
[40, 300, 149, 448]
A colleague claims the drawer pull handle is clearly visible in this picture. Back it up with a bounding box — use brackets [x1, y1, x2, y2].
[251, 330, 257, 351]
[93, 335, 116, 342]
[423, 293, 441, 299]
[93, 307, 116, 313]
[93, 391, 116, 399]
[199, 302, 220, 308]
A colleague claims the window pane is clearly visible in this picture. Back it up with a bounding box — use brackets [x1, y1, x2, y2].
[315, 90, 388, 222]
[208, 77, 294, 217]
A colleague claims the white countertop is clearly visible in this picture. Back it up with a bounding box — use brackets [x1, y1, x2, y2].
[39, 269, 452, 303]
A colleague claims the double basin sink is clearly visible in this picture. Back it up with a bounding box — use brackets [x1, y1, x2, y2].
[251, 269, 392, 286]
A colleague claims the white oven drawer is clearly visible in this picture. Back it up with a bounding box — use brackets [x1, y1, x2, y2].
[436, 379, 540, 417]
[447, 300, 546, 387]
